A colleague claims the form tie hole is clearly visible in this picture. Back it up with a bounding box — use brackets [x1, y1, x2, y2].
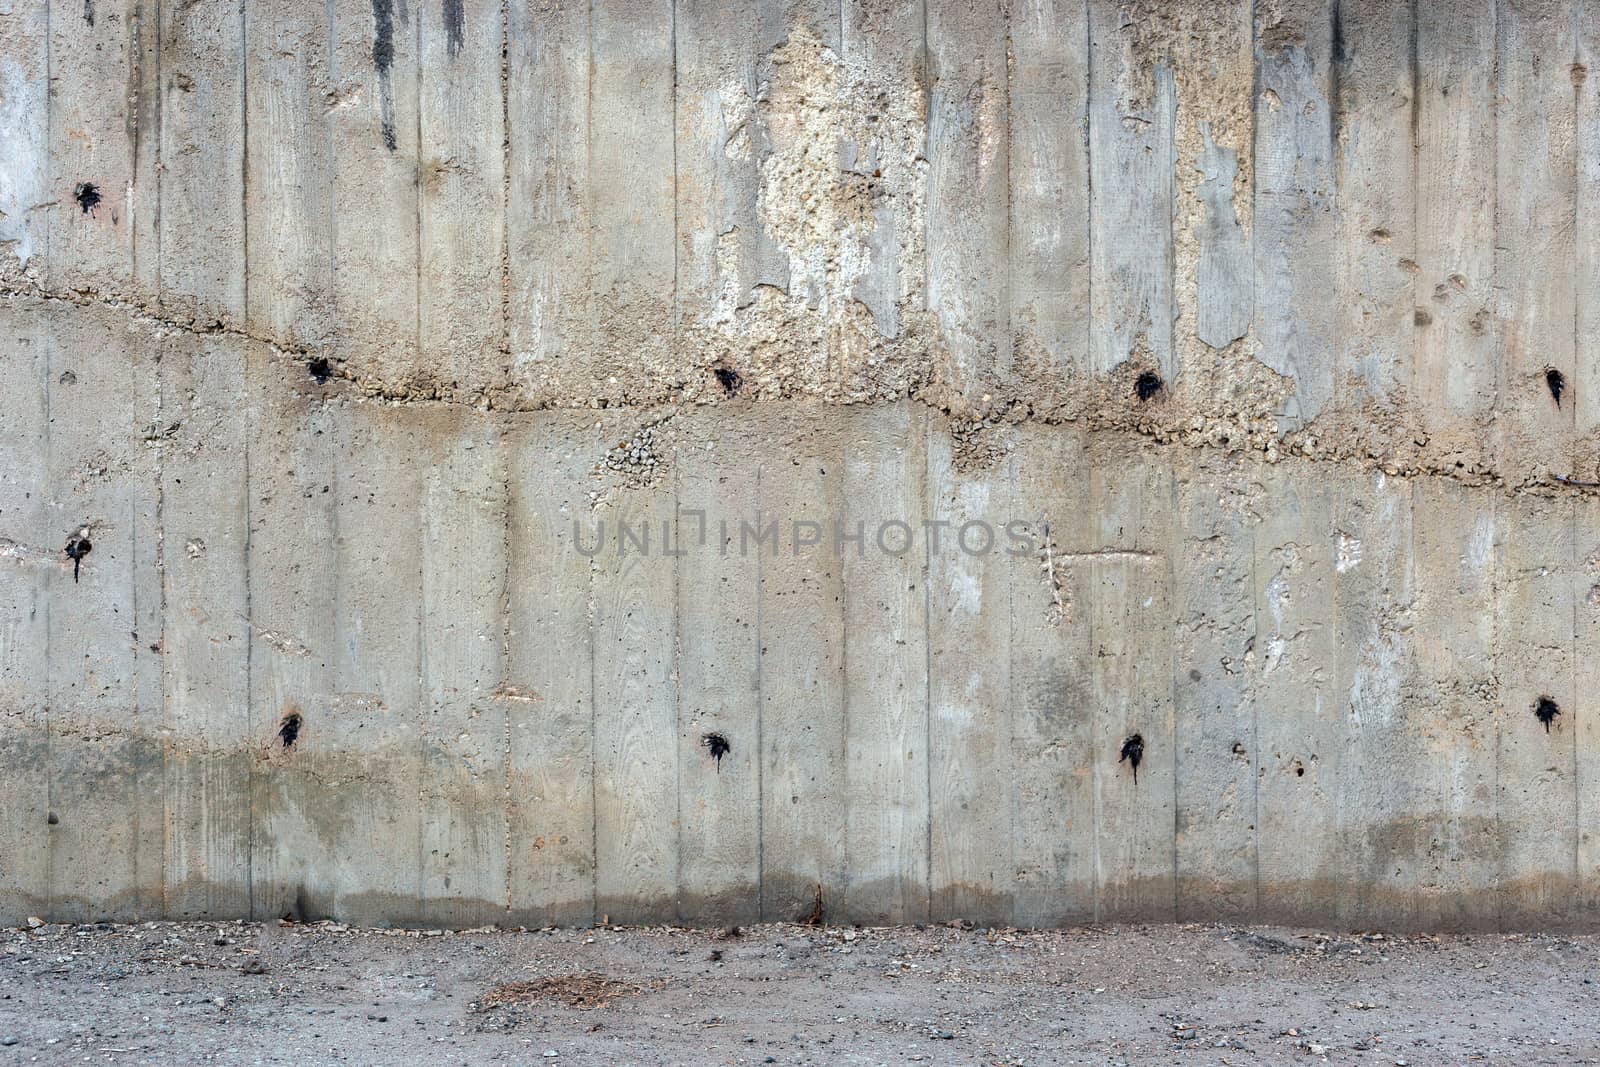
[702, 731, 731, 770]
[1119, 733, 1145, 783]
[1535, 696, 1561, 733]
[73, 182, 101, 214]
[1546, 368, 1566, 408]
[64, 531, 92, 583]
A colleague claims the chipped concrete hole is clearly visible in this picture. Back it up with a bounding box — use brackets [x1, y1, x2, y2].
[72, 181, 101, 215]
[1134, 371, 1164, 402]
[701, 732, 731, 771]
[1535, 696, 1561, 733]
[63, 526, 92, 582]
[1545, 368, 1566, 408]
[277, 711, 304, 749]
[1119, 734, 1144, 783]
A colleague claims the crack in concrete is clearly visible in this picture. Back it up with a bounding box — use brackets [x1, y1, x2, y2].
[2, 277, 1586, 500]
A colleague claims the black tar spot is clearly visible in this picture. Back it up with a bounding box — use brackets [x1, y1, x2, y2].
[1120, 733, 1145, 783]
[1535, 696, 1561, 733]
[74, 182, 101, 215]
[65, 533, 92, 582]
[1547, 368, 1566, 408]
[702, 731, 731, 770]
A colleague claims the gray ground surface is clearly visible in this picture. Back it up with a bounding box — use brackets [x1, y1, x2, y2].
[0, 920, 1595, 1066]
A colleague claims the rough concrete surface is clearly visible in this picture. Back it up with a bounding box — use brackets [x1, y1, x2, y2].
[1, 0, 1599, 929]
[2, 919, 1599, 1065]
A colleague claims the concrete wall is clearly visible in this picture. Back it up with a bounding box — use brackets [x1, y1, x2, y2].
[1, 0, 1597, 930]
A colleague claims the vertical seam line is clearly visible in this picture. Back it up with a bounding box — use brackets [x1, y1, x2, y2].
[240, 0, 253, 923]
[922, 410, 933, 922]
[755, 466, 765, 923]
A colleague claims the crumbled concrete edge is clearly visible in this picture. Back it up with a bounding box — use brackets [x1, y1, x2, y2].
[0, 278, 1579, 499]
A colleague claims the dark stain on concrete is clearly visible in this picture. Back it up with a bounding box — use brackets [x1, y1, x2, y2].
[800, 883, 824, 925]
[372, 0, 398, 151]
[1546, 368, 1566, 408]
[1120, 733, 1145, 783]
[278, 711, 304, 749]
[443, 0, 464, 58]
[702, 731, 731, 770]
[65, 531, 92, 582]
[74, 182, 102, 215]
[1535, 695, 1560, 733]
[1328, 0, 1345, 145]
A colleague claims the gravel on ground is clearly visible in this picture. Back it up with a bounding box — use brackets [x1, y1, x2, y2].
[1, 918, 1596, 1065]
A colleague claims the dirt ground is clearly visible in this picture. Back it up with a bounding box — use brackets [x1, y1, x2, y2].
[1, 919, 1596, 1066]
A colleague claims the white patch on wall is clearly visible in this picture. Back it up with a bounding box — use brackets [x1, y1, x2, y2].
[944, 481, 990, 618]
[710, 227, 744, 326]
[1264, 566, 1289, 673]
[1466, 514, 1494, 575]
[0, 58, 47, 268]
[717, 76, 754, 163]
[746, 28, 925, 337]
[936, 694, 977, 726]
[1334, 530, 1362, 573]
[1347, 627, 1404, 730]
[948, 567, 983, 619]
